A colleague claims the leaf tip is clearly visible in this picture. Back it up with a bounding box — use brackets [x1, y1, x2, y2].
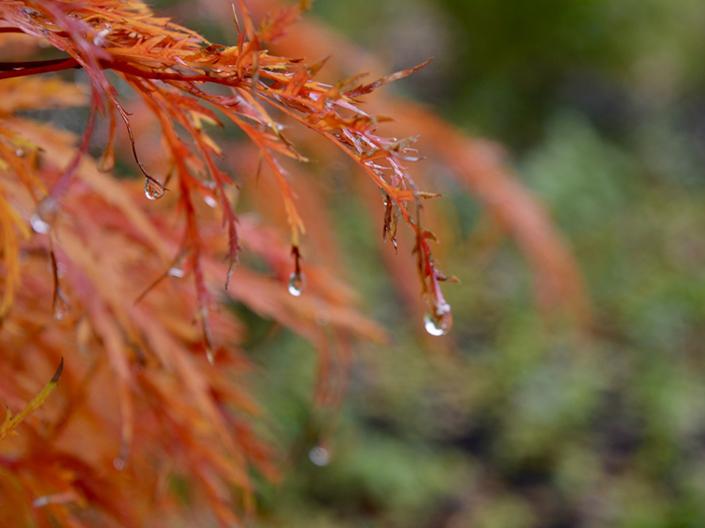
[50, 357, 64, 384]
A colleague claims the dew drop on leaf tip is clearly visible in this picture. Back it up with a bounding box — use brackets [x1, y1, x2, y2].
[53, 298, 70, 321]
[168, 266, 185, 279]
[206, 347, 215, 365]
[30, 213, 50, 234]
[423, 303, 452, 337]
[204, 195, 217, 208]
[308, 446, 330, 466]
[144, 179, 165, 201]
[112, 456, 126, 471]
[32, 496, 49, 508]
[30, 197, 57, 234]
[288, 272, 303, 297]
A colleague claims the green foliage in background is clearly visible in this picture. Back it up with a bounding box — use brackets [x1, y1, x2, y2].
[239, 0, 705, 526]
[165, 0, 705, 525]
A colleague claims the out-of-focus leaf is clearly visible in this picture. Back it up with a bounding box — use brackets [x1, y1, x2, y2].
[0, 358, 63, 440]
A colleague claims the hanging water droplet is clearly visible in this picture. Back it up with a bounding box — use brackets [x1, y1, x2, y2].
[53, 296, 70, 321]
[423, 314, 446, 336]
[15, 147, 25, 157]
[206, 346, 215, 365]
[112, 456, 126, 471]
[144, 178, 165, 201]
[30, 213, 50, 234]
[308, 446, 331, 467]
[204, 195, 217, 208]
[168, 266, 185, 278]
[30, 197, 58, 234]
[423, 302, 452, 337]
[288, 272, 303, 297]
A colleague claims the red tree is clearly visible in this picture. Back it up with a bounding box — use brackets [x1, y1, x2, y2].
[0, 1, 586, 525]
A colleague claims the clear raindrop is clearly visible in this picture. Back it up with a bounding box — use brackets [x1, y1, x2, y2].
[32, 496, 50, 508]
[30, 214, 50, 234]
[308, 446, 330, 467]
[113, 456, 126, 471]
[168, 266, 185, 278]
[30, 197, 57, 234]
[53, 295, 70, 321]
[288, 272, 303, 297]
[144, 178, 165, 201]
[204, 195, 217, 208]
[423, 302, 452, 337]
[93, 25, 111, 47]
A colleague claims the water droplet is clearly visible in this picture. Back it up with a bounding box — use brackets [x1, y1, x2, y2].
[206, 347, 215, 365]
[32, 492, 74, 508]
[30, 214, 50, 234]
[30, 197, 58, 234]
[15, 147, 25, 157]
[93, 25, 111, 47]
[423, 302, 452, 337]
[204, 195, 217, 208]
[288, 272, 303, 297]
[308, 446, 331, 467]
[168, 266, 185, 278]
[33, 496, 50, 508]
[144, 178, 165, 201]
[113, 456, 126, 471]
[53, 296, 70, 321]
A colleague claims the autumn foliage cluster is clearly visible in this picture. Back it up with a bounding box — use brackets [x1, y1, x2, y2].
[0, 0, 586, 525]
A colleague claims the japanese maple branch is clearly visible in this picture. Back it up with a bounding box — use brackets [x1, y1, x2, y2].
[0, 57, 248, 89]
[0, 57, 80, 79]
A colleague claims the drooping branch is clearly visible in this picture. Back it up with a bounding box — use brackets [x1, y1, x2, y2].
[0, 0, 454, 351]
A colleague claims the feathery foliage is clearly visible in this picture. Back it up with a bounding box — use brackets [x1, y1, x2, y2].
[0, 0, 584, 525]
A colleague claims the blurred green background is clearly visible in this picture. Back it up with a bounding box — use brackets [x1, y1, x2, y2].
[166, 0, 705, 525]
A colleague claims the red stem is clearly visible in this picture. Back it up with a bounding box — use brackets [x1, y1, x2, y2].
[0, 57, 81, 79]
[0, 56, 247, 90]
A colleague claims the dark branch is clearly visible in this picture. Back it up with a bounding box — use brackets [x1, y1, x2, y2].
[0, 57, 81, 79]
[0, 56, 250, 89]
